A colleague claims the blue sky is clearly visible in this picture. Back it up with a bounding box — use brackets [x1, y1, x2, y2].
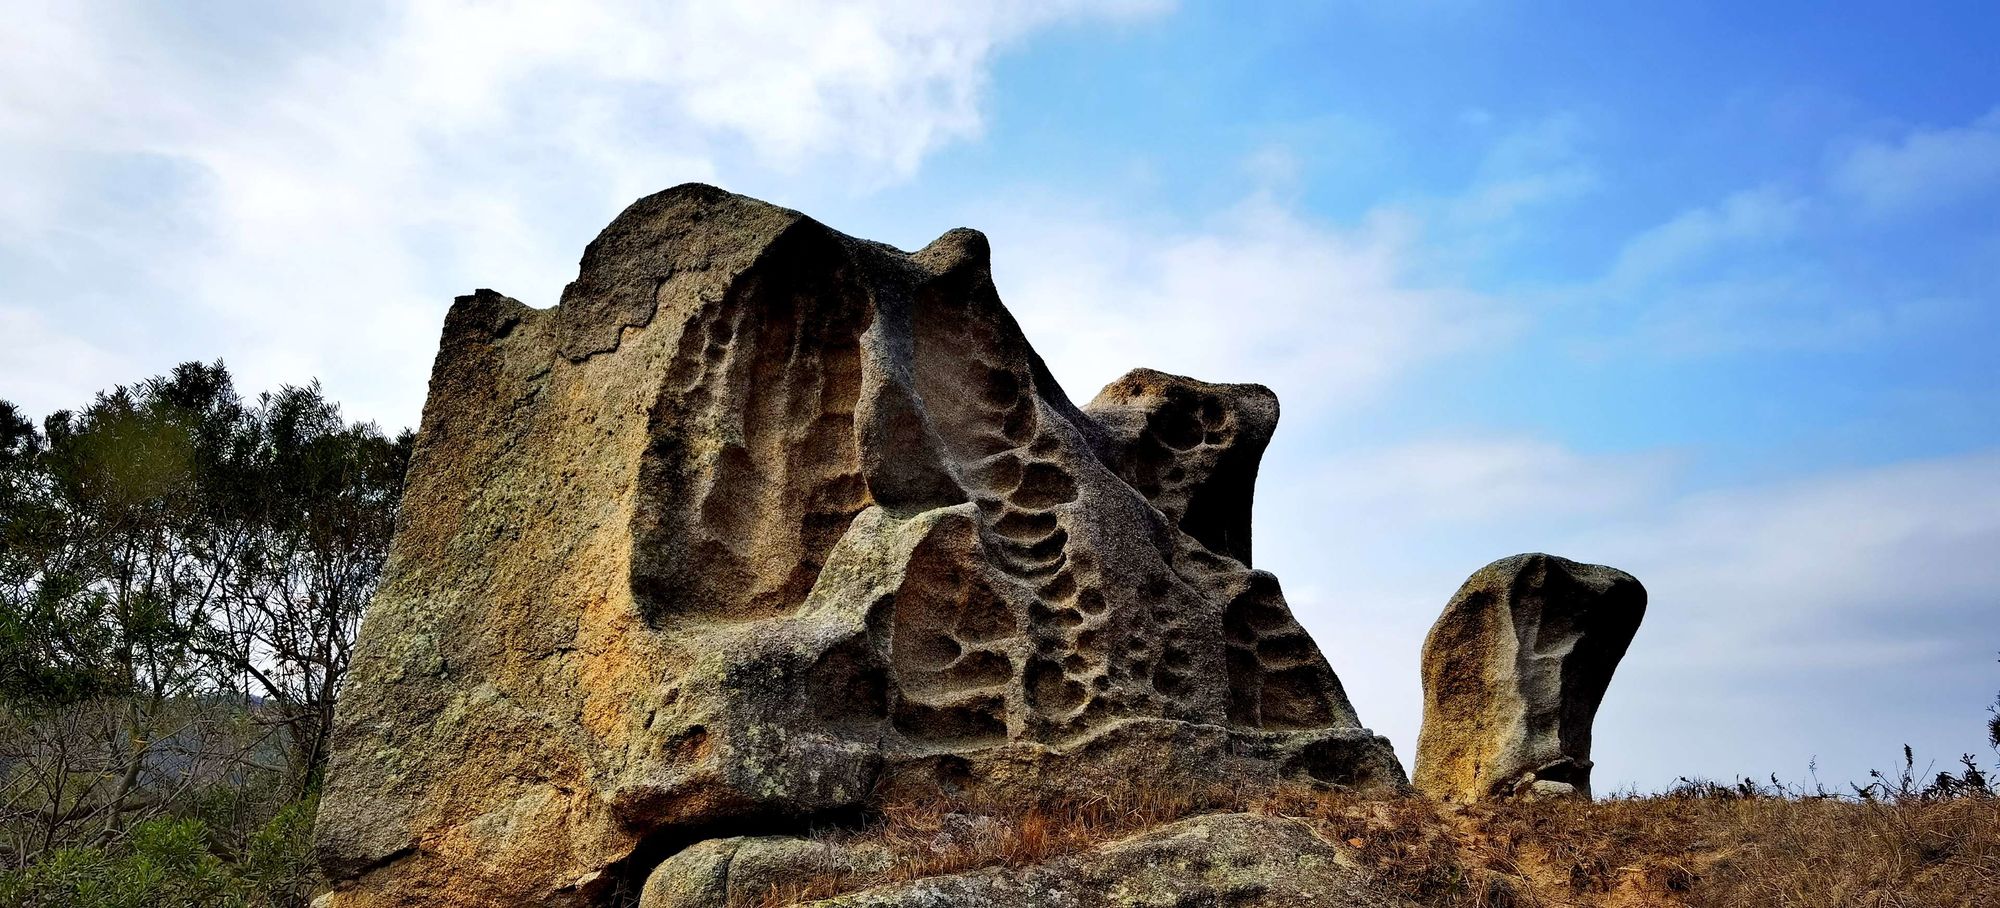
[3, 0, 1997, 790]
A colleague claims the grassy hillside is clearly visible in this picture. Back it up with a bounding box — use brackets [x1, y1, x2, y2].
[753, 761, 1999, 908]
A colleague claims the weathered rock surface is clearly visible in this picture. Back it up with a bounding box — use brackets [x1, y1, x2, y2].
[636, 834, 897, 908]
[315, 184, 1403, 907]
[794, 813, 1403, 908]
[1413, 553, 1645, 802]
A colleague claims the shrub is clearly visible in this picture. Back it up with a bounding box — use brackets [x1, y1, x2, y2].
[0, 817, 243, 908]
[0, 803, 321, 908]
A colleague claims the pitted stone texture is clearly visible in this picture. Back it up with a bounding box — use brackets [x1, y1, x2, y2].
[1413, 553, 1646, 803]
[315, 185, 1401, 907]
[1084, 368, 1277, 565]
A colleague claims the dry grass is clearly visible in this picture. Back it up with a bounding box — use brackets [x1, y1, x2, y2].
[1261, 785, 2000, 908]
[748, 783, 1248, 906]
[749, 782, 2000, 908]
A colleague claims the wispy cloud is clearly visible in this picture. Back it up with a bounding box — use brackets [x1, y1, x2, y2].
[1568, 124, 1988, 359]
[1449, 112, 1600, 226]
[1583, 449, 2000, 786]
[1605, 186, 1808, 287]
[1831, 108, 2000, 215]
[1262, 433, 2000, 788]
[1592, 451, 2000, 651]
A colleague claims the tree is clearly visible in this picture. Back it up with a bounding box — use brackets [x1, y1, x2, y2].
[0, 400, 118, 709]
[0, 362, 409, 880]
[202, 383, 411, 792]
[2, 364, 255, 856]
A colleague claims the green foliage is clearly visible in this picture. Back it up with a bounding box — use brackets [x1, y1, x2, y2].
[0, 362, 411, 903]
[0, 803, 321, 907]
[0, 816, 248, 908]
[238, 796, 320, 904]
[0, 401, 122, 711]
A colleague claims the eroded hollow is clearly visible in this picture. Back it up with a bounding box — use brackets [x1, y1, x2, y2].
[630, 223, 874, 626]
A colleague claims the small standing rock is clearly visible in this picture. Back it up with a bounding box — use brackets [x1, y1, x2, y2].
[1414, 553, 1646, 802]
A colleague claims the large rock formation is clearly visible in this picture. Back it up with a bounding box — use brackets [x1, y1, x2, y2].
[315, 184, 1403, 907]
[1413, 553, 1645, 802]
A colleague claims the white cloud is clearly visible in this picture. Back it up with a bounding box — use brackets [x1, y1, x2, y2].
[0, 307, 135, 417]
[1585, 450, 2000, 787]
[983, 192, 1507, 415]
[1831, 108, 2000, 215]
[1262, 434, 2000, 789]
[370, 0, 1169, 173]
[0, 0, 1166, 424]
[1589, 451, 2000, 658]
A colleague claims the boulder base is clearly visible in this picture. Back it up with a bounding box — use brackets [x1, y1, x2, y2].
[720, 813, 1405, 908]
[314, 185, 1401, 907]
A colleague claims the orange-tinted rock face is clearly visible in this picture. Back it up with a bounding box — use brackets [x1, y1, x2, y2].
[1415, 553, 1646, 802]
[315, 185, 1403, 907]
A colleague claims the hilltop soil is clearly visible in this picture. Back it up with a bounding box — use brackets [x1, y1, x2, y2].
[736, 785, 2000, 908]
